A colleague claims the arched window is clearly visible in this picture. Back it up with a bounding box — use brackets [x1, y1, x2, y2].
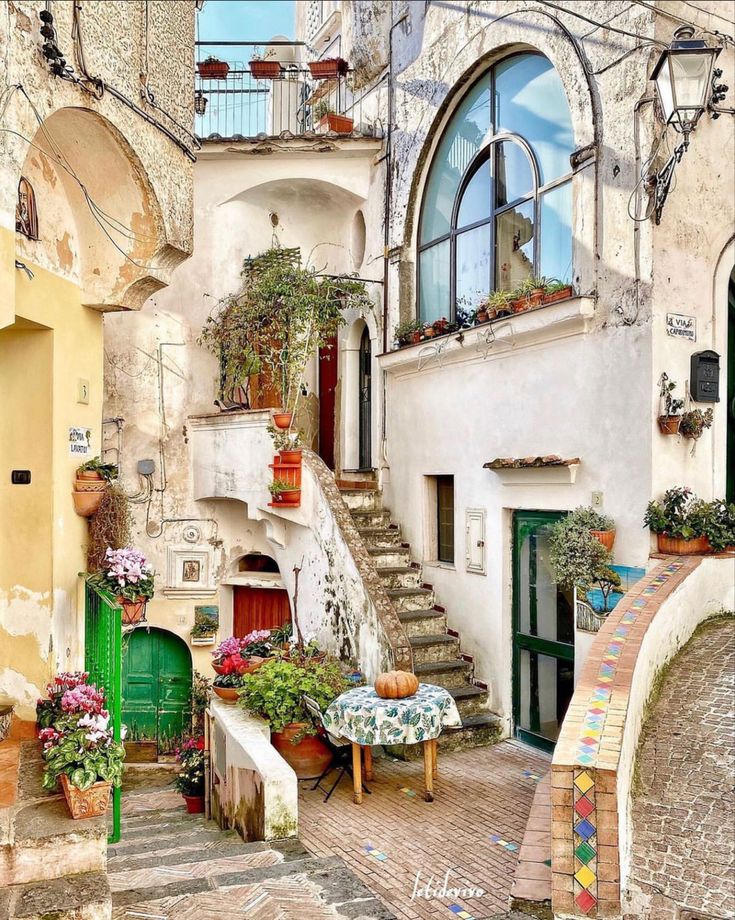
[15, 176, 39, 240]
[418, 52, 574, 323]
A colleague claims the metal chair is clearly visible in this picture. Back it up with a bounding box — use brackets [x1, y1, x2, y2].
[303, 694, 371, 802]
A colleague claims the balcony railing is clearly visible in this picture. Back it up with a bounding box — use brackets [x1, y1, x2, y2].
[195, 43, 379, 141]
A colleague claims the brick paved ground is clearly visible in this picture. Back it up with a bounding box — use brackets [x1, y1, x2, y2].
[299, 740, 550, 920]
[623, 616, 735, 920]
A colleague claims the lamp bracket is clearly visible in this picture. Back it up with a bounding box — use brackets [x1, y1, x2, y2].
[646, 133, 689, 225]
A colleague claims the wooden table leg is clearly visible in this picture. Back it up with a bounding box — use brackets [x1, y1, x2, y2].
[423, 740, 434, 802]
[351, 743, 363, 804]
[431, 738, 438, 779]
[362, 744, 374, 782]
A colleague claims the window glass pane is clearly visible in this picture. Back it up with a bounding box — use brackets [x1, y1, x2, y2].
[518, 648, 574, 743]
[419, 239, 450, 324]
[495, 53, 574, 185]
[540, 180, 573, 283]
[496, 141, 534, 208]
[456, 223, 491, 314]
[495, 199, 534, 293]
[457, 160, 491, 229]
[420, 78, 491, 244]
[437, 476, 454, 564]
[518, 524, 574, 643]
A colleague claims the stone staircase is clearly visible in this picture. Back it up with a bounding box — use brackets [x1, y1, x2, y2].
[339, 480, 502, 751]
[108, 800, 393, 919]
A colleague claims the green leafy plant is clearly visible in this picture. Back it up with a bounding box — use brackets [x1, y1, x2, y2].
[189, 672, 212, 735]
[268, 478, 299, 496]
[173, 738, 205, 797]
[702, 499, 735, 551]
[487, 290, 511, 314]
[393, 318, 423, 345]
[42, 723, 125, 792]
[549, 517, 613, 592]
[565, 505, 615, 532]
[267, 423, 303, 453]
[658, 373, 685, 417]
[643, 487, 698, 538]
[191, 611, 218, 639]
[680, 407, 713, 440]
[214, 672, 247, 689]
[313, 100, 335, 120]
[238, 659, 349, 734]
[546, 279, 572, 294]
[77, 457, 118, 481]
[269, 622, 293, 647]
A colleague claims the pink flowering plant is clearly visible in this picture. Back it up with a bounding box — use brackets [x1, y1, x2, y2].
[212, 629, 273, 664]
[173, 737, 205, 797]
[89, 547, 155, 601]
[36, 671, 92, 729]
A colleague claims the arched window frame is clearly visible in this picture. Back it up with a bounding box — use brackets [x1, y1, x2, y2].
[417, 51, 575, 323]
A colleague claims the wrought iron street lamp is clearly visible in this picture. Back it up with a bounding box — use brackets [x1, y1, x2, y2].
[194, 90, 208, 116]
[646, 27, 728, 224]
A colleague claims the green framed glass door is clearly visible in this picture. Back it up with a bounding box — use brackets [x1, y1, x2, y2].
[512, 511, 574, 752]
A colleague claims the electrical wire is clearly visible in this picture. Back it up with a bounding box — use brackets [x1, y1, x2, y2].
[534, 0, 669, 47]
[578, 2, 636, 38]
[682, 0, 735, 27]
[630, 0, 735, 43]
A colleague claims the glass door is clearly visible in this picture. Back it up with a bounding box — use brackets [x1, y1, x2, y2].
[512, 511, 574, 752]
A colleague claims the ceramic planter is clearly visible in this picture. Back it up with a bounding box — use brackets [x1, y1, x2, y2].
[250, 60, 281, 80]
[72, 490, 104, 517]
[273, 411, 293, 430]
[212, 661, 227, 675]
[658, 415, 682, 435]
[75, 478, 106, 492]
[410, 330, 422, 344]
[656, 533, 710, 555]
[78, 470, 104, 481]
[213, 686, 240, 703]
[60, 774, 111, 820]
[318, 113, 354, 133]
[270, 723, 332, 779]
[272, 489, 301, 506]
[198, 60, 229, 79]
[118, 597, 147, 626]
[191, 635, 216, 646]
[544, 286, 573, 304]
[279, 448, 303, 465]
[591, 529, 616, 551]
[511, 298, 530, 314]
[183, 794, 205, 814]
[308, 58, 348, 80]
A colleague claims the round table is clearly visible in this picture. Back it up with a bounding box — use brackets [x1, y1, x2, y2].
[323, 683, 462, 803]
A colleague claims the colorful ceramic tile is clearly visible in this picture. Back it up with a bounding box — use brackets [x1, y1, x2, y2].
[364, 844, 388, 861]
[399, 786, 417, 797]
[490, 834, 519, 852]
[575, 840, 596, 864]
[575, 888, 598, 913]
[574, 771, 595, 794]
[574, 796, 595, 819]
[575, 865, 597, 889]
[574, 819, 596, 841]
[631, 598, 647, 609]
[447, 907, 474, 919]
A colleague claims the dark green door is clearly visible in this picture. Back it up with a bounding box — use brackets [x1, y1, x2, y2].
[512, 511, 575, 752]
[122, 628, 192, 753]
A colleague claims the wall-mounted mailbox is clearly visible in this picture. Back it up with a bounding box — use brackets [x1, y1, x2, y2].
[11, 470, 31, 484]
[690, 350, 720, 403]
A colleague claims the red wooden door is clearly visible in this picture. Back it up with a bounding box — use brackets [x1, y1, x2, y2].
[318, 335, 338, 470]
[233, 586, 291, 636]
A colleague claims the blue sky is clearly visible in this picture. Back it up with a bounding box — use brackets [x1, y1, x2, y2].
[198, 0, 295, 48]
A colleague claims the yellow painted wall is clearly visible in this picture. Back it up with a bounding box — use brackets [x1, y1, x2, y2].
[0, 229, 104, 719]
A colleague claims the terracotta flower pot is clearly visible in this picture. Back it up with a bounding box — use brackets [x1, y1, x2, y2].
[198, 60, 229, 79]
[212, 661, 227, 675]
[60, 774, 111, 820]
[275, 489, 301, 506]
[511, 298, 529, 314]
[308, 58, 348, 80]
[657, 415, 682, 435]
[271, 723, 333, 779]
[318, 113, 354, 134]
[279, 448, 303, 465]
[529, 289, 545, 307]
[78, 470, 103, 481]
[543, 286, 573, 304]
[250, 60, 281, 80]
[656, 533, 710, 555]
[72, 490, 104, 517]
[410, 330, 422, 344]
[183, 794, 205, 814]
[118, 597, 147, 626]
[213, 686, 240, 703]
[591, 529, 616, 551]
[273, 411, 293, 430]
[75, 479, 107, 492]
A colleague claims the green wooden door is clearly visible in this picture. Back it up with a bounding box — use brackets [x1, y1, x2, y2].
[122, 628, 192, 752]
[512, 511, 575, 752]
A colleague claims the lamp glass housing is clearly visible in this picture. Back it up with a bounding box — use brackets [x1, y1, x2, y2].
[651, 38, 720, 132]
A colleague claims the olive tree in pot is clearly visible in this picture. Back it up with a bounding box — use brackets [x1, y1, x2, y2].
[238, 658, 349, 778]
[549, 514, 621, 613]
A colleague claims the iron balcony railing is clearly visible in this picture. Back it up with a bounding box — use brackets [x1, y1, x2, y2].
[194, 43, 379, 141]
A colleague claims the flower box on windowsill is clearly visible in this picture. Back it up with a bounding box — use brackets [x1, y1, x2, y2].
[191, 635, 217, 646]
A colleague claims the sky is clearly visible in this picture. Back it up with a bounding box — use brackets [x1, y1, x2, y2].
[198, 0, 295, 50]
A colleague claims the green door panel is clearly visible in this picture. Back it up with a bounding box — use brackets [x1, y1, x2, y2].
[122, 628, 192, 751]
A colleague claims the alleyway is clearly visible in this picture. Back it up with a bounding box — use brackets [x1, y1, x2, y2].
[625, 616, 735, 920]
[299, 740, 550, 920]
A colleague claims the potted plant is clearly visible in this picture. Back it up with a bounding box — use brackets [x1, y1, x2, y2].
[198, 55, 229, 80]
[73, 457, 118, 517]
[314, 100, 354, 134]
[87, 547, 155, 625]
[705, 499, 735, 553]
[212, 672, 247, 703]
[268, 423, 303, 465]
[173, 737, 205, 813]
[563, 505, 616, 551]
[487, 290, 512, 318]
[543, 279, 574, 304]
[422, 321, 436, 338]
[475, 301, 490, 323]
[643, 487, 711, 555]
[249, 50, 281, 80]
[308, 57, 349, 80]
[76, 457, 118, 482]
[212, 631, 273, 677]
[511, 277, 545, 313]
[393, 319, 422, 347]
[269, 478, 301, 506]
[238, 658, 349, 778]
[680, 407, 714, 441]
[549, 515, 615, 595]
[657, 374, 684, 435]
[432, 317, 449, 336]
[190, 610, 218, 646]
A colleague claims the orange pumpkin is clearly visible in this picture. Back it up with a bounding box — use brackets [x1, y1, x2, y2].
[374, 670, 419, 699]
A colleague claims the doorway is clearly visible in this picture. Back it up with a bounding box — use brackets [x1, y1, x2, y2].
[512, 511, 574, 752]
[122, 628, 192, 753]
[727, 267, 734, 502]
[358, 326, 372, 470]
[233, 586, 291, 635]
[318, 334, 338, 470]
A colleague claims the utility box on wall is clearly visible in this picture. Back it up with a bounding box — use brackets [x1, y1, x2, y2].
[690, 350, 720, 402]
[465, 509, 486, 575]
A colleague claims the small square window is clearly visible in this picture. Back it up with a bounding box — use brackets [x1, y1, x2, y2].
[436, 475, 455, 564]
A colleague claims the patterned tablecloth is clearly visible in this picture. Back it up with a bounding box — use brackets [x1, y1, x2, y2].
[323, 683, 462, 746]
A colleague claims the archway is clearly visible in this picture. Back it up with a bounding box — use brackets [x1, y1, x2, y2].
[224, 553, 292, 637]
[122, 627, 192, 756]
[341, 317, 377, 472]
[358, 326, 372, 470]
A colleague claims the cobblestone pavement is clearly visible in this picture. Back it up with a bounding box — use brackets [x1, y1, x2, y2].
[624, 616, 735, 920]
[299, 740, 550, 920]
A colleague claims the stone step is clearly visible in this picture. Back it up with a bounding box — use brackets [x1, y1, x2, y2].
[107, 836, 309, 873]
[115, 816, 210, 840]
[356, 525, 402, 546]
[367, 544, 411, 567]
[375, 565, 421, 589]
[108, 827, 241, 859]
[414, 658, 473, 688]
[118, 808, 198, 828]
[438, 712, 504, 752]
[450, 684, 490, 718]
[398, 607, 449, 637]
[339, 488, 382, 512]
[350, 509, 392, 528]
[386, 586, 435, 612]
[409, 632, 461, 664]
[3, 870, 111, 920]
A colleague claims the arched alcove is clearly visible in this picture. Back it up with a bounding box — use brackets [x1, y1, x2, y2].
[341, 316, 378, 472]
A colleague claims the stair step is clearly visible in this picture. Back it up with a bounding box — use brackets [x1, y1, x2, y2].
[409, 632, 461, 663]
[376, 565, 421, 588]
[5, 871, 111, 920]
[339, 488, 382, 511]
[108, 827, 240, 859]
[438, 712, 503, 752]
[386, 586, 435, 612]
[367, 545, 411, 567]
[414, 658, 472, 688]
[117, 817, 210, 840]
[450, 684, 490, 717]
[350, 509, 392, 527]
[356, 526, 402, 546]
[398, 607, 448, 636]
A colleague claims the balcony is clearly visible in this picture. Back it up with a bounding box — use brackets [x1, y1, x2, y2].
[195, 43, 379, 142]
